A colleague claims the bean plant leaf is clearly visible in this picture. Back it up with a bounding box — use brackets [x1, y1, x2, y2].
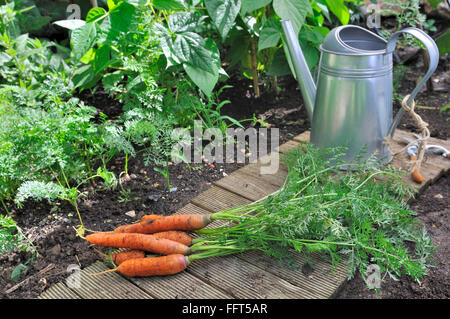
[153, 23, 180, 67]
[71, 22, 97, 61]
[428, 0, 444, 9]
[72, 64, 95, 89]
[258, 17, 281, 51]
[168, 12, 200, 33]
[102, 70, 124, 90]
[153, 0, 186, 10]
[53, 19, 86, 30]
[267, 47, 291, 76]
[299, 27, 326, 45]
[205, 0, 241, 39]
[272, 0, 312, 36]
[107, 1, 136, 40]
[240, 0, 272, 14]
[173, 32, 216, 74]
[93, 44, 112, 73]
[205, 38, 227, 76]
[314, 0, 332, 23]
[183, 63, 218, 97]
[435, 28, 450, 55]
[325, 0, 349, 25]
[86, 7, 107, 23]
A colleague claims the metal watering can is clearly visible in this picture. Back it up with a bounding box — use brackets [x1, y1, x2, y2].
[281, 20, 439, 166]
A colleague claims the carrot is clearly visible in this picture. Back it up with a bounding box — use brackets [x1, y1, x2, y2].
[412, 168, 424, 184]
[141, 214, 163, 222]
[111, 250, 145, 265]
[410, 155, 424, 184]
[85, 232, 191, 255]
[94, 254, 190, 277]
[114, 214, 212, 234]
[153, 231, 192, 246]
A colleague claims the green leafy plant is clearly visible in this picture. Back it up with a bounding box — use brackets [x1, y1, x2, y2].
[187, 145, 435, 287]
[14, 166, 117, 237]
[440, 104, 449, 120]
[0, 213, 35, 255]
[154, 157, 172, 191]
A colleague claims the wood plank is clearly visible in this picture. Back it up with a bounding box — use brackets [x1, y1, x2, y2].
[276, 139, 302, 154]
[187, 254, 317, 299]
[69, 261, 152, 299]
[237, 154, 288, 188]
[214, 170, 280, 201]
[389, 130, 450, 192]
[394, 129, 450, 150]
[130, 271, 233, 299]
[38, 282, 82, 299]
[293, 130, 311, 144]
[238, 250, 349, 299]
[190, 185, 252, 212]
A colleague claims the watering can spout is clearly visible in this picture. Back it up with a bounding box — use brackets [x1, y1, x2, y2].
[281, 20, 316, 122]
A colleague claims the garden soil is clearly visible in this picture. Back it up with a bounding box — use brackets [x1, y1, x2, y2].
[0, 53, 448, 299]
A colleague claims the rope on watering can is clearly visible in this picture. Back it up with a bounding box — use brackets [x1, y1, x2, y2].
[386, 94, 430, 180]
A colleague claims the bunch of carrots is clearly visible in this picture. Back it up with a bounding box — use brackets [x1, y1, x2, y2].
[86, 213, 245, 277]
[85, 145, 434, 282]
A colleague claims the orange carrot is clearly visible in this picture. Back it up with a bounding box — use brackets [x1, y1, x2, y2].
[141, 214, 163, 222]
[410, 155, 424, 184]
[153, 231, 192, 246]
[99, 254, 190, 277]
[412, 168, 424, 184]
[111, 250, 145, 265]
[114, 214, 212, 234]
[86, 232, 191, 255]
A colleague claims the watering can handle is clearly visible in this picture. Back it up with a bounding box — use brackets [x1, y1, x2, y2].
[386, 27, 439, 138]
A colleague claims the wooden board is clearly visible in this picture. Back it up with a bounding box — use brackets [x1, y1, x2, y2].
[391, 130, 450, 190]
[214, 170, 280, 201]
[130, 270, 233, 299]
[238, 250, 349, 299]
[190, 185, 252, 212]
[69, 261, 152, 299]
[37, 282, 82, 299]
[187, 254, 316, 299]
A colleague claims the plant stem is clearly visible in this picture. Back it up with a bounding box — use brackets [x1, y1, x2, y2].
[249, 38, 260, 98]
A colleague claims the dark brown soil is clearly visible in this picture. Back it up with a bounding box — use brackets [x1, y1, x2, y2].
[0, 50, 448, 299]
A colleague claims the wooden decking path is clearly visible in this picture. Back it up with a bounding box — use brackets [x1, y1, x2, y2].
[38, 130, 450, 299]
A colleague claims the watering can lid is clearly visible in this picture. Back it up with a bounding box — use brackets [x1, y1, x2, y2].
[320, 25, 388, 55]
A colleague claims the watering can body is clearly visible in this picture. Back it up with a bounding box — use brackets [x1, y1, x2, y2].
[281, 21, 439, 167]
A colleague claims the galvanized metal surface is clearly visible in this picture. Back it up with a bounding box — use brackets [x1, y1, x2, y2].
[281, 20, 439, 165]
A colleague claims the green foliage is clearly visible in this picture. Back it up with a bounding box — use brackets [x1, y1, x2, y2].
[0, 213, 35, 255]
[54, 0, 358, 97]
[194, 145, 435, 286]
[205, 0, 241, 39]
[435, 28, 450, 55]
[440, 104, 449, 120]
